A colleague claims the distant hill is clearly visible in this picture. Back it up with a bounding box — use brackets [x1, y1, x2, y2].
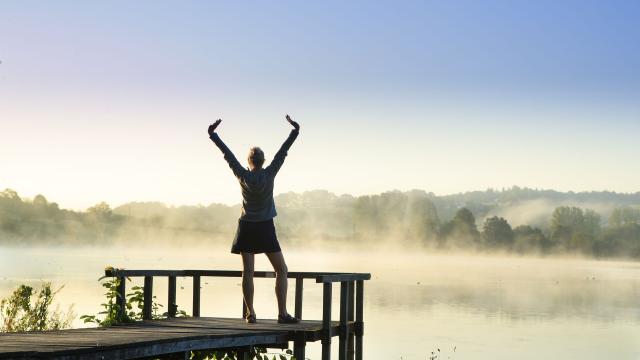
[431, 186, 640, 227]
[2, 187, 639, 258]
[272, 187, 640, 228]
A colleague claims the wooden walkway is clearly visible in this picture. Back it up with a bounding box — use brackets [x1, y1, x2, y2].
[0, 269, 370, 360]
[0, 317, 352, 360]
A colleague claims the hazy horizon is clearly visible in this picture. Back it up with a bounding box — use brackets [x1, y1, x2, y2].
[3, 185, 640, 212]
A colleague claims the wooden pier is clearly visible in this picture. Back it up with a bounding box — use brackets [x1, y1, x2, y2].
[0, 269, 371, 360]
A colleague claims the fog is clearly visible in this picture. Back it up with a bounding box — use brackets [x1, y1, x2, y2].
[2, 185, 640, 357]
[1, 246, 639, 359]
[4, 187, 640, 259]
[484, 198, 622, 228]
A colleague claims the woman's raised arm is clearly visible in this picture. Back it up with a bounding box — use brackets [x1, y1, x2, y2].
[266, 114, 300, 176]
[208, 119, 247, 179]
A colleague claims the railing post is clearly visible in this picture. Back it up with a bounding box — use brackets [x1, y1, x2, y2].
[355, 280, 364, 360]
[293, 276, 305, 360]
[322, 282, 332, 360]
[192, 276, 201, 317]
[143, 276, 154, 320]
[295, 276, 304, 319]
[347, 281, 355, 360]
[116, 276, 126, 321]
[339, 281, 349, 360]
[168, 276, 177, 318]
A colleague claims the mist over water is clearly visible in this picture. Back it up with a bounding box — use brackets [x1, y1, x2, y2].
[2, 188, 640, 358]
[1, 245, 639, 359]
[4, 188, 640, 260]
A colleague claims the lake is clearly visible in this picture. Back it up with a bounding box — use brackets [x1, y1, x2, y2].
[1, 246, 639, 359]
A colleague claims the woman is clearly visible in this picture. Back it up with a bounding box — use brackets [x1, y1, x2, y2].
[208, 115, 300, 324]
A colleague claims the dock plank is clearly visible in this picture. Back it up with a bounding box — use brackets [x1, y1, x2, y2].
[0, 317, 352, 360]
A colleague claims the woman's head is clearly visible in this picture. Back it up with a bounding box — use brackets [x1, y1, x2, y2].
[248, 147, 265, 170]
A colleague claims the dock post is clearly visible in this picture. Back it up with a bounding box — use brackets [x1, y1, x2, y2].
[143, 276, 154, 320]
[116, 276, 126, 321]
[347, 281, 355, 360]
[355, 280, 364, 360]
[192, 276, 201, 317]
[339, 281, 350, 360]
[294, 334, 306, 360]
[168, 276, 177, 318]
[237, 347, 251, 360]
[322, 282, 332, 360]
[295, 276, 304, 319]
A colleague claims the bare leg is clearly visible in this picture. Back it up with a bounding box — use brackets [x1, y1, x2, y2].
[241, 253, 255, 317]
[265, 251, 289, 316]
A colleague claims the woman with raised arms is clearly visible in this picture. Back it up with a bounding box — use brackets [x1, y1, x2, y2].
[208, 115, 300, 324]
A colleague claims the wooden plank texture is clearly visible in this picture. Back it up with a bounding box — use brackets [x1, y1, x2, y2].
[0, 317, 352, 360]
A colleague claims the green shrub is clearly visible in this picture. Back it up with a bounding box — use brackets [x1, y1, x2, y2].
[0, 282, 75, 332]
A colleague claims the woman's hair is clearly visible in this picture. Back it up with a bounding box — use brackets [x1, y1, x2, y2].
[248, 147, 265, 169]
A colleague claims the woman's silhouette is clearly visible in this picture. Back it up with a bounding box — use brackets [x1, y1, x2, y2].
[208, 115, 300, 324]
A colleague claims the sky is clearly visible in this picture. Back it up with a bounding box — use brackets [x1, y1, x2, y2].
[1, 0, 639, 210]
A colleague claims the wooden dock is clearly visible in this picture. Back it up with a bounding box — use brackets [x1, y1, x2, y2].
[0, 269, 370, 360]
[0, 317, 352, 359]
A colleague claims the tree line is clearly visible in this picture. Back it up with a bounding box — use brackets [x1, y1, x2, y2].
[1, 188, 639, 258]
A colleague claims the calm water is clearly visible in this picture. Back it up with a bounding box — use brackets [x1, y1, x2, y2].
[1, 246, 639, 359]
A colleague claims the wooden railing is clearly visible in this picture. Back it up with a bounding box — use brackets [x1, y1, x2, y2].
[104, 268, 371, 360]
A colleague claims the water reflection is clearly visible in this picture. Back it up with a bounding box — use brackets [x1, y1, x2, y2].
[1, 247, 639, 359]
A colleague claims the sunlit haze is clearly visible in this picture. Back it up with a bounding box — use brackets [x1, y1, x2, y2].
[2, 1, 639, 210]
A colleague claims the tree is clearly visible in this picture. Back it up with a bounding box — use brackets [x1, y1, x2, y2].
[404, 192, 440, 245]
[482, 216, 514, 249]
[440, 208, 481, 248]
[0, 189, 20, 201]
[609, 207, 640, 227]
[352, 195, 378, 241]
[87, 202, 113, 219]
[550, 206, 601, 253]
[513, 225, 551, 253]
[582, 209, 602, 238]
[596, 224, 640, 257]
[455, 208, 476, 226]
[33, 194, 48, 207]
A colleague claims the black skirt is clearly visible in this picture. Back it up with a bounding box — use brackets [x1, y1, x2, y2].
[231, 218, 281, 254]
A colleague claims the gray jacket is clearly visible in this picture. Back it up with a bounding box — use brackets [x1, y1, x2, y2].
[210, 129, 299, 222]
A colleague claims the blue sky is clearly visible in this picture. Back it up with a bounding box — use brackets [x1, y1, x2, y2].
[1, 1, 639, 209]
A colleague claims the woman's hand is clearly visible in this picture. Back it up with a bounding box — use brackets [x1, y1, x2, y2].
[208, 119, 222, 136]
[286, 114, 300, 131]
